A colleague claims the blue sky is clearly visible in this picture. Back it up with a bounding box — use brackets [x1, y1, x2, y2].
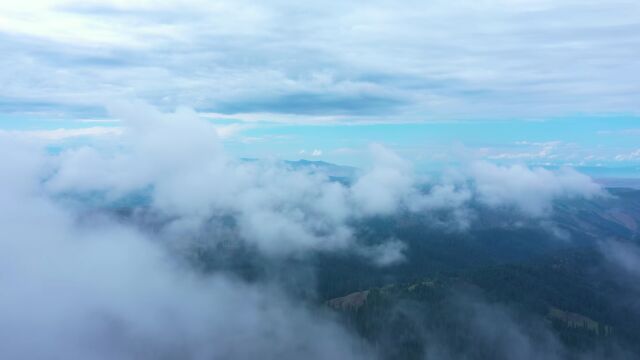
[1, 0, 640, 174]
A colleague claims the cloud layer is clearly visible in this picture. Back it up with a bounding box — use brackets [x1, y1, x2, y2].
[42, 103, 604, 256]
[0, 102, 611, 359]
[0, 135, 375, 360]
[1, 0, 640, 121]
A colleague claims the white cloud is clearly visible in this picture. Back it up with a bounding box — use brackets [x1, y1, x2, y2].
[213, 123, 253, 139]
[614, 149, 640, 161]
[469, 162, 604, 216]
[34, 103, 606, 258]
[311, 149, 323, 157]
[1, 0, 639, 121]
[0, 137, 373, 360]
[598, 128, 640, 136]
[351, 143, 414, 216]
[29, 127, 123, 139]
[0, 127, 123, 140]
[488, 141, 561, 160]
[44, 102, 400, 258]
[357, 239, 407, 267]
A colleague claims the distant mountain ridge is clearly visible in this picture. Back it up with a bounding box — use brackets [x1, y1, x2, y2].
[284, 159, 359, 179]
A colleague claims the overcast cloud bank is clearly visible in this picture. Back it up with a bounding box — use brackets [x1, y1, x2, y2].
[2, 0, 640, 121]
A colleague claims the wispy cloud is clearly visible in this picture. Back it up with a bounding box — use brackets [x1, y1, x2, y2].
[598, 128, 640, 136]
[1, 126, 123, 140]
[614, 149, 640, 161]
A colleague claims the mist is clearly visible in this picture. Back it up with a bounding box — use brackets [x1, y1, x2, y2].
[0, 103, 622, 360]
[2, 0, 639, 357]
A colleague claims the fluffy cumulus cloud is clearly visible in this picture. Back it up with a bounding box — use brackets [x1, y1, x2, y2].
[0, 135, 374, 360]
[469, 162, 604, 217]
[351, 143, 415, 216]
[46, 102, 353, 255]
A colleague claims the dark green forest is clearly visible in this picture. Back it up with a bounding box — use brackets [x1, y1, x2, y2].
[184, 187, 640, 359]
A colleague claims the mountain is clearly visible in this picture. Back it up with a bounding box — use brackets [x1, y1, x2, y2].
[284, 159, 359, 180]
[317, 188, 640, 359]
[326, 248, 637, 360]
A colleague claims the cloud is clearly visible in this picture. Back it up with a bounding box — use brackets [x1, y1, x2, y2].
[600, 240, 640, 279]
[614, 149, 640, 161]
[213, 123, 253, 139]
[598, 240, 640, 333]
[3, 112, 375, 358]
[0, 127, 123, 140]
[34, 103, 605, 259]
[0, 135, 375, 360]
[44, 102, 397, 259]
[357, 239, 407, 267]
[598, 128, 640, 136]
[1, 0, 640, 121]
[351, 143, 414, 216]
[443, 294, 565, 360]
[311, 149, 323, 156]
[468, 162, 604, 217]
[488, 141, 561, 160]
[373, 286, 634, 360]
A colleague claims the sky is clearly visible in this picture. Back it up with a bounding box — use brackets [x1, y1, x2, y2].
[2, 0, 640, 173]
